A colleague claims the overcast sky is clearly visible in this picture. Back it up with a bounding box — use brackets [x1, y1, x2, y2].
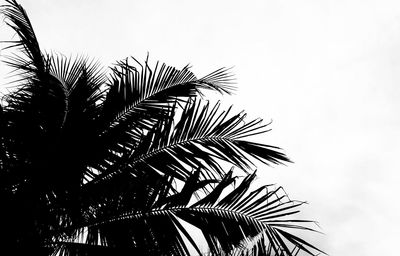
[1, 0, 400, 255]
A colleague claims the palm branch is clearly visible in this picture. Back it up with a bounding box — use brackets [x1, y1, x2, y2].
[89, 99, 289, 184]
[55, 171, 323, 256]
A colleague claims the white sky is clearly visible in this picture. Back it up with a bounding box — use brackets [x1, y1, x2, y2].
[1, 0, 400, 255]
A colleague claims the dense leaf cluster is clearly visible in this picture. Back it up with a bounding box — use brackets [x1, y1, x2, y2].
[0, 1, 323, 255]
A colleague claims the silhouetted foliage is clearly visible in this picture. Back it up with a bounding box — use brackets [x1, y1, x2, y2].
[0, 1, 324, 255]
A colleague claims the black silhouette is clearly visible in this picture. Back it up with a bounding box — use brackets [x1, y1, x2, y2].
[0, 0, 324, 255]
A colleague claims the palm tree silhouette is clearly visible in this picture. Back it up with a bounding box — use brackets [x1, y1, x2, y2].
[0, 0, 324, 255]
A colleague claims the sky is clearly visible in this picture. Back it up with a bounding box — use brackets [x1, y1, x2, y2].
[1, 0, 400, 255]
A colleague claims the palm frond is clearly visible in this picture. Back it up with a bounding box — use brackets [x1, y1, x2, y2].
[91, 100, 290, 184]
[1, 0, 45, 78]
[98, 57, 234, 154]
[53, 174, 198, 256]
[62, 172, 323, 256]
[47, 53, 106, 92]
[175, 175, 322, 255]
[102, 56, 234, 128]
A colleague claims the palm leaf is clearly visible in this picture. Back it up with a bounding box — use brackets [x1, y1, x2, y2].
[90, 100, 290, 184]
[53, 172, 198, 256]
[175, 178, 320, 255]
[102, 56, 234, 127]
[1, 0, 45, 79]
[47, 53, 105, 90]
[60, 172, 323, 256]
[98, 57, 234, 155]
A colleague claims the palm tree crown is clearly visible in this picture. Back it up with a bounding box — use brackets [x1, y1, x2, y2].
[0, 1, 324, 255]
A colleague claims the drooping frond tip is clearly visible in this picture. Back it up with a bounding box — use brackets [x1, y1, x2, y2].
[1, 0, 43, 65]
[199, 66, 236, 95]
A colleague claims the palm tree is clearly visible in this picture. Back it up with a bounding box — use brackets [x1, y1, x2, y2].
[0, 1, 324, 255]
